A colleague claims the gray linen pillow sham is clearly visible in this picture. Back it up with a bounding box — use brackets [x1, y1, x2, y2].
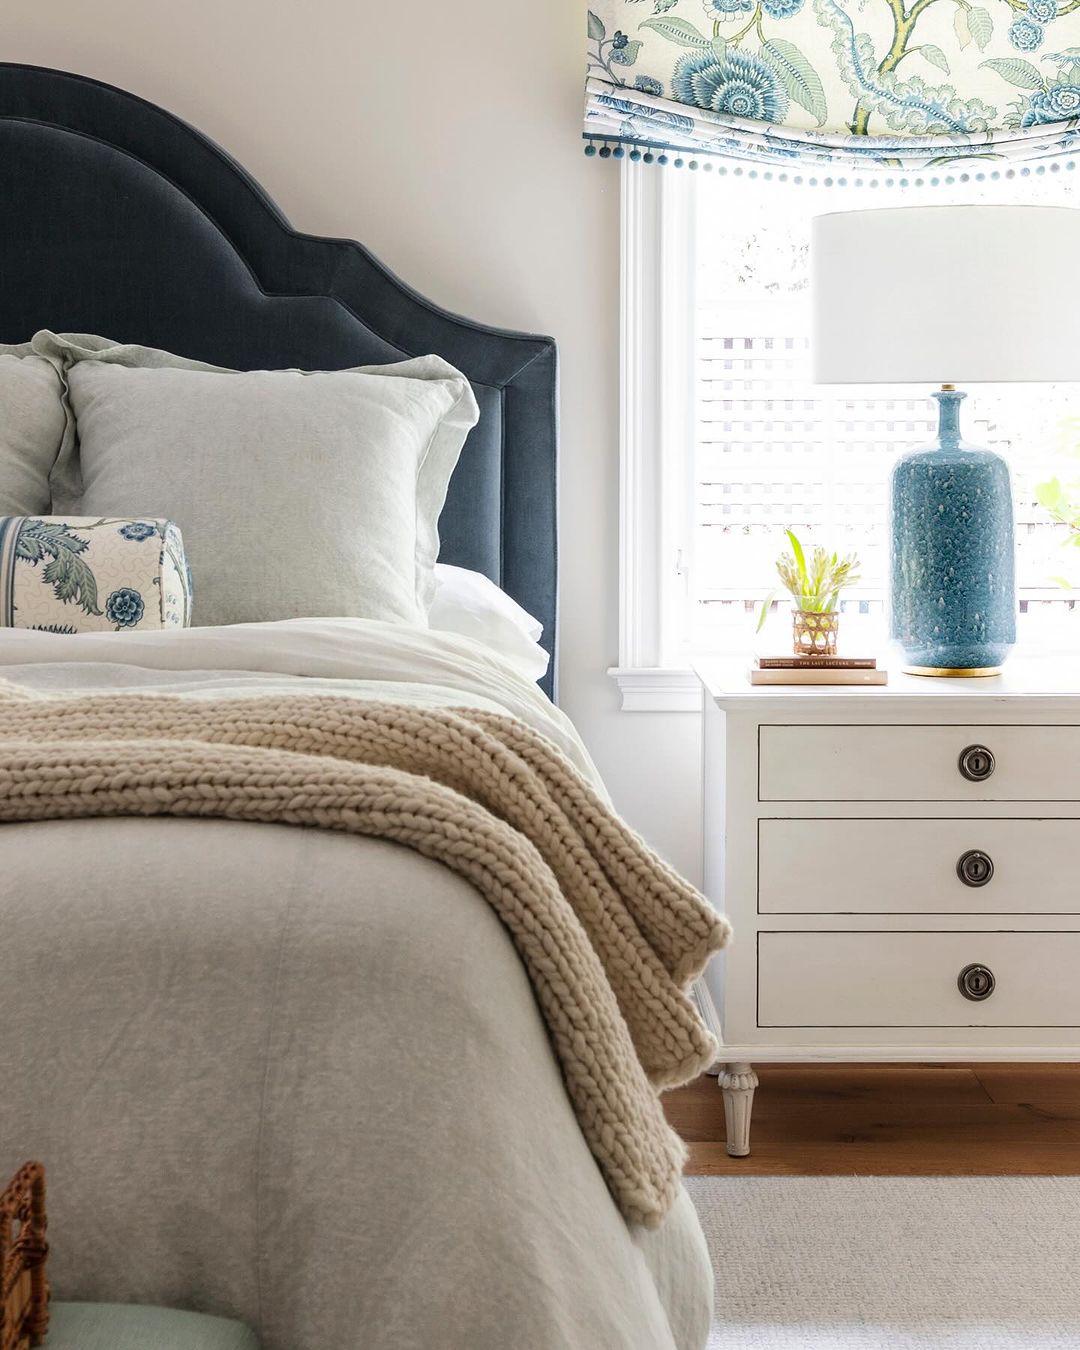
[34, 332, 479, 628]
[0, 344, 68, 515]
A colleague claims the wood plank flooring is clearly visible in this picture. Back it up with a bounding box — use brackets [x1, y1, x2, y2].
[665, 1063, 1080, 1175]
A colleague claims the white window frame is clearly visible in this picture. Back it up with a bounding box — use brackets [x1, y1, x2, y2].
[610, 163, 1080, 711]
[608, 163, 700, 712]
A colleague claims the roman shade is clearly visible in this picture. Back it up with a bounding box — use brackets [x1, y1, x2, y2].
[584, 0, 1080, 170]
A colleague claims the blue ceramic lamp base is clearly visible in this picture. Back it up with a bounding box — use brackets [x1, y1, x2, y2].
[889, 388, 1016, 678]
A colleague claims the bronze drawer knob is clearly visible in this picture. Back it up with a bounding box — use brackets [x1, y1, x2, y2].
[958, 963, 996, 1001]
[958, 744, 996, 782]
[956, 849, 994, 887]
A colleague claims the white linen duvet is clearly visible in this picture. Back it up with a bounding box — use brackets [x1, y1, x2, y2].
[0, 619, 713, 1350]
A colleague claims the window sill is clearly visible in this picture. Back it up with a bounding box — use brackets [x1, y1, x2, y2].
[608, 667, 702, 712]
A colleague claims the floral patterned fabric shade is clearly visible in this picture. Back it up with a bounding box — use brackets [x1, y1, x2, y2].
[584, 0, 1080, 169]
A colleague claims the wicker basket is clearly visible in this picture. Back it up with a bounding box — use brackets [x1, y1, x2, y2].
[792, 608, 839, 656]
[0, 1163, 48, 1350]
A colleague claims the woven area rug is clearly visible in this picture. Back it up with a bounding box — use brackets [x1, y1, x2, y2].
[686, 1175, 1080, 1349]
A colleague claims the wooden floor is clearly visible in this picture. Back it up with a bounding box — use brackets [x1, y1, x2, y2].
[665, 1063, 1080, 1175]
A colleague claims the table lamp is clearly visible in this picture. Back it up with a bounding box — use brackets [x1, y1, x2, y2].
[811, 204, 1080, 676]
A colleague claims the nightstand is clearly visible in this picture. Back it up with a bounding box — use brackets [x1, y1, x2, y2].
[698, 658, 1080, 1158]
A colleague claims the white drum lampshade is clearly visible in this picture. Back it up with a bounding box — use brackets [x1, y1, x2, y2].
[812, 205, 1080, 386]
[810, 204, 1080, 677]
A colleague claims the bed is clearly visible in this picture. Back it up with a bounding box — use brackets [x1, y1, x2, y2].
[0, 64, 717, 1350]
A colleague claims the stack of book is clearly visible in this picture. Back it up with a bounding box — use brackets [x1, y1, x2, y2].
[749, 655, 888, 686]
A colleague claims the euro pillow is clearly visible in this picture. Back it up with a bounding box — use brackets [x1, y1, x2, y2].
[35, 331, 479, 629]
[0, 344, 68, 515]
[0, 516, 191, 632]
[428, 563, 549, 682]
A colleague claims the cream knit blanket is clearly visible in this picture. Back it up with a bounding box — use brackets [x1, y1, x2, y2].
[0, 687, 730, 1228]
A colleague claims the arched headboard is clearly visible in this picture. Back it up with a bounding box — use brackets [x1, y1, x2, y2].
[0, 63, 558, 696]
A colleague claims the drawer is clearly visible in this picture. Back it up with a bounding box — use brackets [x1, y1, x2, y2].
[758, 931, 1080, 1027]
[758, 818, 1080, 914]
[759, 724, 1080, 801]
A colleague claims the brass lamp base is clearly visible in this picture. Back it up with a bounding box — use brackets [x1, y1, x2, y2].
[903, 664, 1002, 678]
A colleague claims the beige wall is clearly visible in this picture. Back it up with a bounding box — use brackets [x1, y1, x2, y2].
[0, 0, 704, 880]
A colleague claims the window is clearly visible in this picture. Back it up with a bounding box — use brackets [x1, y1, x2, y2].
[613, 166, 1080, 708]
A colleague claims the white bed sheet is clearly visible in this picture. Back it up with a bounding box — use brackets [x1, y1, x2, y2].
[0, 618, 711, 1350]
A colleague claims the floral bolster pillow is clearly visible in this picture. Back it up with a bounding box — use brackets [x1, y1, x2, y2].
[0, 517, 192, 632]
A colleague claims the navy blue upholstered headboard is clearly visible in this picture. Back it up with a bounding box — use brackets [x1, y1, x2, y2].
[0, 64, 558, 697]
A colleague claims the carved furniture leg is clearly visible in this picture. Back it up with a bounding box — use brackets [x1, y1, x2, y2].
[719, 1062, 759, 1157]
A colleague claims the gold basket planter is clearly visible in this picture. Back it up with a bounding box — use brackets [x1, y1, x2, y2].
[792, 608, 839, 656]
[1, 1162, 48, 1350]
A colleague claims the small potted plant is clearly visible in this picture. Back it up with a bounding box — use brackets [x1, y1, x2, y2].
[757, 529, 861, 656]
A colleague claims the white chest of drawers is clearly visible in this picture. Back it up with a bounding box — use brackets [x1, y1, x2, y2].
[698, 659, 1080, 1157]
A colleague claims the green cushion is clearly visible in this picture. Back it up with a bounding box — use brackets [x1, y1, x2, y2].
[46, 1302, 259, 1349]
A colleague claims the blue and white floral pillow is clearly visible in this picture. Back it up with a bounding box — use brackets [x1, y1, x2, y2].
[0, 517, 192, 633]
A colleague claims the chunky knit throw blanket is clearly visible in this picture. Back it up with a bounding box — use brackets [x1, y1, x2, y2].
[0, 686, 729, 1228]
